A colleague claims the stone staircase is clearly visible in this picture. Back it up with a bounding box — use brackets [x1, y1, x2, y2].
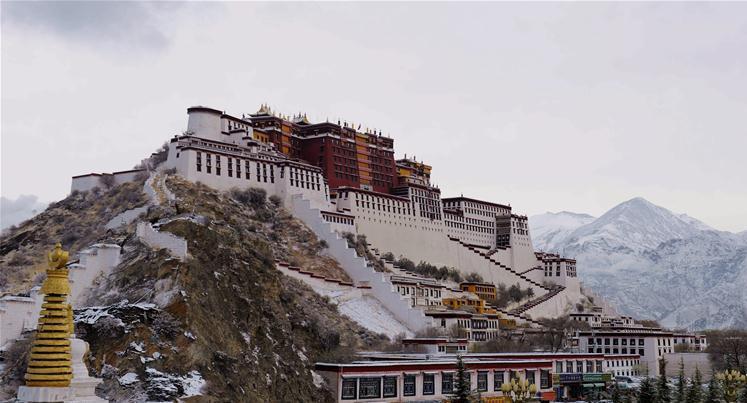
[291, 195, 432, 332]
[509, 286, 566, 316]
[518, 266, 543, 276]
[446, 236, 551, 292]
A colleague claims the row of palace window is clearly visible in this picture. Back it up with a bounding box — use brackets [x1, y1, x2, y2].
[589, 347, 645, 356]
[396, 285, 442, 298]
[322, 213, 354, 226]
[288, 167, 321, 191]
[196, 152, 275, 183]
[555, 360, 604, 374]
[355, 199, 414, 216]
[196, 152, 323, 191]
[445, 319, 499, 330]
[445, 219, 496, 234]
[443, 201, 510, 217]
[341, 370, 550, 400]
[589, 337, 646, 346]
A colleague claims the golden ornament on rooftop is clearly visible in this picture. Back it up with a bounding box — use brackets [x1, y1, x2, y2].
[24, 243, 74, 387]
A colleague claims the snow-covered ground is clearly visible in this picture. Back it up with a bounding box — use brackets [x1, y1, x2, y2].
[278, 264, 414, 338]
[338, 296, 413, 338]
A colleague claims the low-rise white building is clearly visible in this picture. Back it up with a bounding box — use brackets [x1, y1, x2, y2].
[604, 354, 642, 377]
[576, 327, 676, 377]
[315, 357, 554, 402]
[401, 337, 468, 354]
[672, 333, 708, 352]
[390, 276, 444, 308]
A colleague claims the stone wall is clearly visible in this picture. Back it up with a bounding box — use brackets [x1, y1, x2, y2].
[136, 222, 188, 260]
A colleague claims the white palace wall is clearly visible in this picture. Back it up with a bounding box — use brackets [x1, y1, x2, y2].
[71, 169, 146, 193]
[164, 139, 330, 210]
[333, 192, 548, 295]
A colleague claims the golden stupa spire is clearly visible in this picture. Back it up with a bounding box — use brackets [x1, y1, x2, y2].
[24, 243, 74, 387]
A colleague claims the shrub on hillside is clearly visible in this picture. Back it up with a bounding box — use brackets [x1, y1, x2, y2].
[464, 272, 484, 283]
[230, 188, 267, 209]
[392, 256, 463, 283]
[152, 311, 181, 339]
[268, 195, 282, 207]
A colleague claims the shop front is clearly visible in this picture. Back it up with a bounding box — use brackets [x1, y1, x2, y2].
[552, 373, 612, 400]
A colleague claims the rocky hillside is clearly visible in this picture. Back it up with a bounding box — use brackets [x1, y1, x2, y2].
[1, 176, 385, 402]
[529, 198, 747, 330]
[0, 180, 148, 294]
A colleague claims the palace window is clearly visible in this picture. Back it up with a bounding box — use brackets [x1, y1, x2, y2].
[358, 377, 380, 399]
[556, 362, 563, 373]
[577, 361, 584, 373]
[596, 360, 604, 373]
[341, 378, 357, 400]
[476, 371, 487, 392]
[196, 152, 202, 172]
[586, 360, 594, 373]
[227, 158, 233, 177]
[215, 156, 221, 176]
[423, 373, 435, 395]
[494, 371, 505, 391]
[382, 376, 397, 398]
[541, 370, 551, 389]
[442, 373, 454, 394]
[403, 374, 416, 396]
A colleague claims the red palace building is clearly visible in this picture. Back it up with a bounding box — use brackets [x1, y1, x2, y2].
[249, 105, 396, 194]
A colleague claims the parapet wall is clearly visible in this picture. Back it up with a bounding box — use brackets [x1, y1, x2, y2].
[71, 169, 146, 193]
[136, 222, 188, 260]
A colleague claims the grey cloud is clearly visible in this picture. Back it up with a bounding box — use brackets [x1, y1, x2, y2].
[1, 195, 47, 230]
[1, 1, 184, 50]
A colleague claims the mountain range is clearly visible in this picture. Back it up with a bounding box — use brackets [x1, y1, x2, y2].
[530, 198, 747, 331]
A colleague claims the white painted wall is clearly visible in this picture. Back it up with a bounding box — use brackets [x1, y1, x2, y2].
[71, 170, 146, 193]
[186, 107, 223, 142]
[136, 222, 188, 260]
[165, 140, 330, 210]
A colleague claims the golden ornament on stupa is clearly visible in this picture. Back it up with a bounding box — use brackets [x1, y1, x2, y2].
[24, 243, 74, 387]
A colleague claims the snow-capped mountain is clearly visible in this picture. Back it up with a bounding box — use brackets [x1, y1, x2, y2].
[529, 211, 595, 251]
[561, 197, 702, 256]
[529, 197, 747, 330]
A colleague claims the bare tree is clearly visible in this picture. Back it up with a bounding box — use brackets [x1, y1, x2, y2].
[706, 329, 747, 372]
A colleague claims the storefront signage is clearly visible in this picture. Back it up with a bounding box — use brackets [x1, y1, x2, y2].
[583, 373, 612, 382]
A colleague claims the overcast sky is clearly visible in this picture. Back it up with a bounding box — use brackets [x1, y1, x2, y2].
[2, 2, 746, 232]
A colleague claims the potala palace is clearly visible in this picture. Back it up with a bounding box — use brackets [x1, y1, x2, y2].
[50, 105, 711, 402]
[72, 105, 583, 323]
